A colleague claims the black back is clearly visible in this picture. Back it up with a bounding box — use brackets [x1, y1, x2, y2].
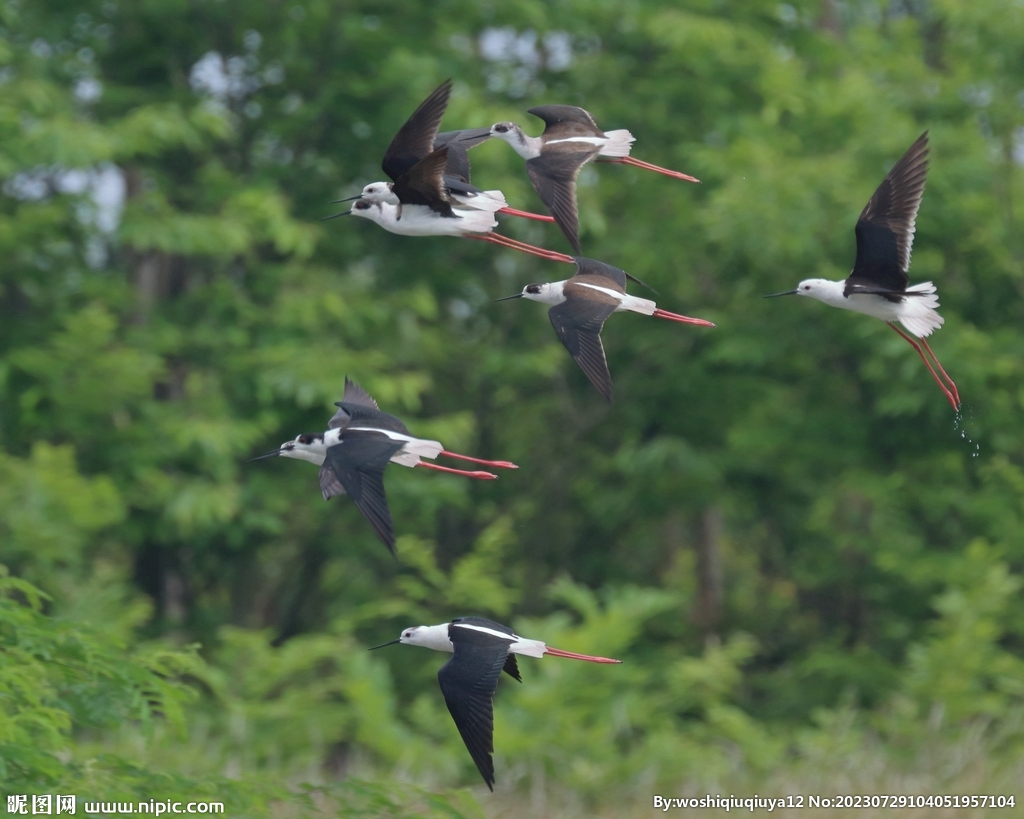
[845, 132, 929, 299]
[381, 80, 452, 182]
[437, 619, 516, 790]
[574, 256, 628, 290]
[321, 433, 405, 556]
[452, 617, 522, 682]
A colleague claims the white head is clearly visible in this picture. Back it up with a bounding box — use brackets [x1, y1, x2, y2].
[794, 279, 836, 299]
[371, 623, 453, 653]
[250, 433, 327, 466]
[278, 433, 327, 464]
[765, 278, 845, 306]
[360, 181, 398, 204]
[496, 281, 566, 307]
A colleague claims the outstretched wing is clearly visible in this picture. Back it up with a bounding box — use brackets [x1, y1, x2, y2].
[323, 433, 405, 556]
[437, 624, 513, 791]
[381, 80, 452, 182]
[435, 126, 494, 152]
[318, 463, 347, 500]
[328, 378, 380, 430]
[548, 298, 617, 403]
[391, 146, 454, 215]
[526, 151, 594, 254]
[846, 132, 929, 297]
[342, 377, 379, 409]
[527, 104, 603, 135]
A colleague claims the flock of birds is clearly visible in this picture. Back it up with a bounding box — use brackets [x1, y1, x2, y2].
[252, 80, 961, 790]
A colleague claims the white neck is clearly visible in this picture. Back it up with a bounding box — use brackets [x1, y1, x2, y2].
[497, 126, 543, 159]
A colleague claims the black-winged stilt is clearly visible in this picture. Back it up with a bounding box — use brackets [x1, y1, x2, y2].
[496, 257, 715, 402]
[370, 616, 621, 789]
[344, 193, 574, 262]
[489, 105, 700, 252]
[331, 80, 551, 223]
[765, 132, 960, 410]
[250, 379, 517, 555]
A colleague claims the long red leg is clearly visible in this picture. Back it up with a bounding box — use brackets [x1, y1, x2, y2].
[888, 324, 960, 410]
[463, 232, 574, 263]
[414, 461, 497, 480]
[439, 450, 518, 469]
[543, 646, 622, 664]
[919, 336, 961, 408]
[602, 156, 700, 183]
[652, 308, 716, 328]
[498, 206, 555, 223]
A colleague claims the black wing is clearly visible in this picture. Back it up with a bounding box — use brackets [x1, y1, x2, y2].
[526, 151, 595, 254]
[846, 132, 929, 297]
[318, 463, 347, 500]
[438, 625, 513, 790]
[328, 378, 380, 429]
[442, 144, 474, 185]
[502, 654, 522, 683]
[322, 434, 405, 556]
[391, 146, 454, 215]
[548, 299, 617, 403]
[435, 126, 494, 152]
[342, 377, 379, 409]
[527, 104, 603, 134]
[381, 79, 452, 182]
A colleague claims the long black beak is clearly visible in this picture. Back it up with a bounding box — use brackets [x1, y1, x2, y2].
[329, 194, 362, 204]
[368, 638, 402, 650]
[763, 289, 799, 298]
[247, 448, 282, 462]
[322, 210, 353, 221]
[495, 293, 524, 302]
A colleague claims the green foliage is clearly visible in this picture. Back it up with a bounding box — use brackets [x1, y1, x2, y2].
[2, 0, 1024, 814]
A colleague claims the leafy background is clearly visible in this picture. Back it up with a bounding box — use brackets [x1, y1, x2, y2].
[1, 0, 1023, 816]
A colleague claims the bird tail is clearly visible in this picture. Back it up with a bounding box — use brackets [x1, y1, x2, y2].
[453, 189, 508, 212]
[400, 438, 444, 461]
[453, 208, 499, 234]
[599, 129, 636, 158]
[898, 282, 944, 338]
[619, 293, 657, 315]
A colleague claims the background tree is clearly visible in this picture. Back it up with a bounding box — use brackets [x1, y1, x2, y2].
[2, 0, 1023, 814]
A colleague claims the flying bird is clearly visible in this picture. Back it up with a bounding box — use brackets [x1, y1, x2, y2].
[765, 131, 960, 410]
[370, 616, 621, 790]
[497, 257, 715, 402]
[331, 80, 551, 222]
[490, 105, 700, 252]
[344, 195, 574, 262]
[250, 379, 518, 555]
